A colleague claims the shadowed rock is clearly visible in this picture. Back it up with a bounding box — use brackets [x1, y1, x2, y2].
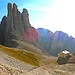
[0, 16, 7, 45]
[0, 3, 38, 47]
[57, 51, 71, 65]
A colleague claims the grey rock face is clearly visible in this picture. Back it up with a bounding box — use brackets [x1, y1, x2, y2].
[0, 3, 31, 47]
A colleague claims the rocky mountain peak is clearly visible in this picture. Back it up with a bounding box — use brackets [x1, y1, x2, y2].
[21, 8, 30, 29]
[22, 8, 28, 16]
[13, 3, 17, 9]
[7, 3, 12, 16]
[0, 3, 38, 47]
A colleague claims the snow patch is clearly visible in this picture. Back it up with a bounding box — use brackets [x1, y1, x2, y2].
[62, 50, 70, 54]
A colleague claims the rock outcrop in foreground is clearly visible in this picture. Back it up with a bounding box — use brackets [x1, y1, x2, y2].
[57, 50, 75, 65]
[57, 51, 71, 64]
[0, 3, 38, 47]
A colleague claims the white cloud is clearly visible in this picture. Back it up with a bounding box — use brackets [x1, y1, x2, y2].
[31, 0, 75, 37]
[27, 7, 50, 12]
[20, 3, 51, 12]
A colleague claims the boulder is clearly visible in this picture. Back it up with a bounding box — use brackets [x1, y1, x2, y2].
[57, 50, 71, 65]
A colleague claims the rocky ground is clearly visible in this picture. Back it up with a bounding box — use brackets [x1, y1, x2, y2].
[0, 51, 75, 75]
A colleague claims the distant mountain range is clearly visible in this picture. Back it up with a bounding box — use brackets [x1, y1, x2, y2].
[0, 3, 75, 56]
[37, 28, 75, 56]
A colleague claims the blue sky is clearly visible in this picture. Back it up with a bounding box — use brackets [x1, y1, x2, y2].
[0, 0, 75, 37]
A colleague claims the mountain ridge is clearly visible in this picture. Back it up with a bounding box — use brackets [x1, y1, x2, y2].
[0, 3, 75, 56]
[37, 28, 75, 56]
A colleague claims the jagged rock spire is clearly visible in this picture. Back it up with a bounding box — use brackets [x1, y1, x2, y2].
[4, 3, 31, 47]
[0, 3, 38, 47]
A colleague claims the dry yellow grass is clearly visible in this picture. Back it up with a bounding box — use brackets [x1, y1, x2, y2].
[44, 59, 58, 65]
[0, 45, 42, 67]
